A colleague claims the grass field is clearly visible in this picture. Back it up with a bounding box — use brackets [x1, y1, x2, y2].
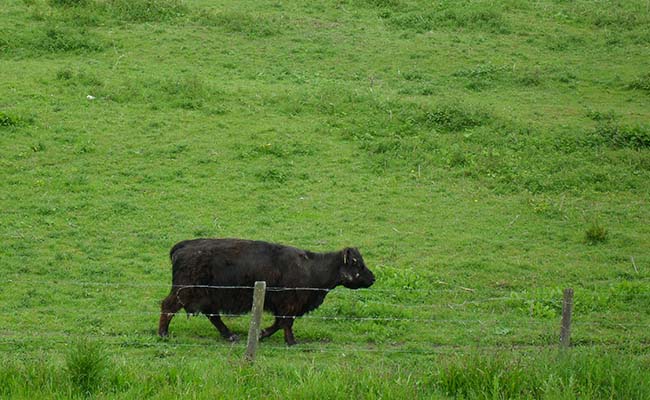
[1, 0, 650, 398]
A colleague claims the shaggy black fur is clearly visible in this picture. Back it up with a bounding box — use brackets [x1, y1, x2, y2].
[158, 238, 375, 345]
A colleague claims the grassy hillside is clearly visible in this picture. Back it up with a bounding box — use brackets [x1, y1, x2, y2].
[1, 0, 649, 398]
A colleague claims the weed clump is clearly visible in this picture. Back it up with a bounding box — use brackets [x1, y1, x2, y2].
[0, 112, 25, 127]
[594, 122, 650, 149]
[256, 168, 289, 184]
[421, 102, 491, 132]
[627, 73, 650, 93]
[585, 222, 608, 245]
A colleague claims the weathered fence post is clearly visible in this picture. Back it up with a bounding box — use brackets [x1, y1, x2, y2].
[560, 288, 574, 348]
[245, 281, 266, 362]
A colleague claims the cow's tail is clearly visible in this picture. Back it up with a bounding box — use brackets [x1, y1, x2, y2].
[169, 241, 190, 275]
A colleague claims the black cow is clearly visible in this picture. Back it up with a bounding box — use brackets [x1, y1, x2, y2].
[158, 238, 375, 345]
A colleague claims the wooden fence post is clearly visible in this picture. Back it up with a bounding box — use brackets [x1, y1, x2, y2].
[560, 288, 574, 348]
[245, 281, 266, 362]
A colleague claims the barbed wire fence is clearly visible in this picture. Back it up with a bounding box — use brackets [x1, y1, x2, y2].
[1, 278, 649, 359]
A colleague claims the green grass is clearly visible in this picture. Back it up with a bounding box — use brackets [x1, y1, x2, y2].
[1, 0, 650, 398]
[2, 344, 650, 399]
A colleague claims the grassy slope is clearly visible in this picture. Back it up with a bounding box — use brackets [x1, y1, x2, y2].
[1, 0, 650, 398]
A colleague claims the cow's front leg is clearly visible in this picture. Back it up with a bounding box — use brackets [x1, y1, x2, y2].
[159, 293, 183, 338]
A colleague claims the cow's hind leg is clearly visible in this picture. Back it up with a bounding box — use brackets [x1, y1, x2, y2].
[282, 318, 297, 346]
[206, 313, 238, 342]
[261, 316, 297, 345]
[260, 318, 282, 340]
[281, 317, 297, 346]
[159, 293, 182, 338]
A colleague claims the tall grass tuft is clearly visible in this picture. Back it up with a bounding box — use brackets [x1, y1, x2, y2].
[585, 221, 608, 245]
[435, 353, 542, 399]
[65, 340, 108, 396]
[433, 350, 650, 399]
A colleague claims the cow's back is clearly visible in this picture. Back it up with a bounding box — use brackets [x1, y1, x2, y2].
[170, 238, 291, 286]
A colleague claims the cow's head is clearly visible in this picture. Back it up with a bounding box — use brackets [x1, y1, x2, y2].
[340, 247, 375, 289]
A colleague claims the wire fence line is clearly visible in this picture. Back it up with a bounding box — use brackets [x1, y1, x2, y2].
[10, 277, 647, 299]
[0, 332, 641, 355]
[6, 279, 477, 293]
[2, 278, 648, 324]
[1, 307, 648, 329]
[3, 277, 650, 355]
[359, 297, 565, 309]
[0, 310, 559, 325]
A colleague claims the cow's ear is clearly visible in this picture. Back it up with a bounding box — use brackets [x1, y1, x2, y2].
[343, 248, 352, 265]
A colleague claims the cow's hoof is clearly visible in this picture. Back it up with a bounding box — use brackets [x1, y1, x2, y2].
[285, 340, 297, 347]
[226, 334, 239, 342]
